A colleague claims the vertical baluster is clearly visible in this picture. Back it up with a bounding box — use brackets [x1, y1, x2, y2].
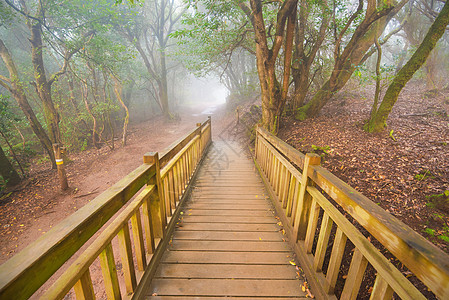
[277, 164, 285, 198]
[117, 225, 137, 294]
[172, 163, 179, 203]
[325, 227, 347, 294]
[131, 211, 146, 271]
[163, 176, 171, 217]
[99, 243, 121, 300]
[168, 169, 175, 211]
[304, 198, 321, 253]
[180, 155, 186, 191]
[294, 153, 321, 241]
[289, 179, 301, 222]
[273, 159, 281, 195]
[74, 269, 95, 300]
[313, 212, 333, 271]
[176, 160, 182, 198]
[141, 196, 155, 254]
[281, 169, 291, 208]
[340, 248, 368, 300]
[271, 156, 277, 186]
[188, 147, 193, 180]
[370, 275, 394, 300]
[144, 152, 166, 237]
[285, 174, 296, 214]
[267, 151, 273, 180]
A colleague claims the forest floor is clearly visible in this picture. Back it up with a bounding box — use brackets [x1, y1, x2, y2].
[278, 81, 449, 254]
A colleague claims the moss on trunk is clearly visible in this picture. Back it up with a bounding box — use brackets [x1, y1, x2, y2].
[367, 0, 449, 132]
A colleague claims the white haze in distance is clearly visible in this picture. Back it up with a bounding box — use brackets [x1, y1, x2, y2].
[180, 75, 228, 114]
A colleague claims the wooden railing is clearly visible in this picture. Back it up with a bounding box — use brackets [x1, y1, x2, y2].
[0, 117, 212, 300]
[254, 126, 449, 299]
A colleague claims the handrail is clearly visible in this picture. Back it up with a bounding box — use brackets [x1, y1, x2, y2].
[254, 126, 449, 299]
[0, 117, 212, 300]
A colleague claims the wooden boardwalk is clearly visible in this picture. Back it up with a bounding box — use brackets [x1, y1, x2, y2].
[147, 141, 306, 299]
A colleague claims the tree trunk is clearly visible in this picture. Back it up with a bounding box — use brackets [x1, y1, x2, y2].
[159, 48, 170, 119]
[366, 0, 449, 132]
[0, 39, 56, 169]
[112, 77, 129, 146]
[0, 129, 25, 176]
[30, 22, 61, 145]
[0, 145, 21, 188]
[295, 0, 403, 120]
[242, 0, 297, 132]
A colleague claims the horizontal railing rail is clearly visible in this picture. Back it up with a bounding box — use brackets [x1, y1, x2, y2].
[254, 126, 449, 299]
[0, 117, 212, 300]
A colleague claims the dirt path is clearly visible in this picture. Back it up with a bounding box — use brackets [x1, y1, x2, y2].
[0, 107, 230, 264]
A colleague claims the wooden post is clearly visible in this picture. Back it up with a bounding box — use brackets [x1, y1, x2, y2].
[196, 123, 202, 156]
[293, 153, 321, 241]
[53, 143, 68, 191]
[208, 116, 212, 142]
[143, 152, 167, 238]
[236, 106, 240, 124]
[255, 125, 259, 159]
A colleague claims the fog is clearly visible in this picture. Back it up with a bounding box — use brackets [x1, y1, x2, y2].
[176, 75, 229, 116]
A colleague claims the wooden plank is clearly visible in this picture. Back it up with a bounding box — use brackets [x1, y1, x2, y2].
[73, 270, 95, 300]
[190, 196, 268, 201]
[187, 199, 269, 205]
[175, 222, 280, 232]
[340, 248, 368, 300]
[117, 226, 137, 294]
[180, 209, 275, 217]
[184, 203, 269, 210]
[131, 211, 147, 271]
[313, 212, 333, 272]
[370, 275, 394, 300]
[325, 228, 347, 294]
[148, 278, 305, 297]
[172, 230, 283, 241]
[161, 251, 294, 265]
[155, 264, 298, 279]
[304, 198, 320, 254]
[168, 240, 291, 252]
[142, 197, 155, 254]
[180, 216, 277, 224]
[99, 243, 121, 300]
[293, 153, 321, 241]
[150, 297, 306, 300]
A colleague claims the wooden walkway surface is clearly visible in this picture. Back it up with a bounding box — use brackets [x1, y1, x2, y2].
[147, 141, 306, 299]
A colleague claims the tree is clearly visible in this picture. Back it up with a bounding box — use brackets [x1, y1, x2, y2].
[0, 39, 57, 168]
[291, 0, 330, 108]
[295, 0, 408, 120]
[365, 0, 449, 132]
[0, 144, 20, 188]
[239, 0, 298, 132]
[117, 0, 185, 119]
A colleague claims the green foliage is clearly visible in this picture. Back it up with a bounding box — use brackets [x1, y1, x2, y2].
[426, 190, 449, 212]
[423, 213, 449, 243]
[311, 144, 333, 156]
[415, 169, 435, 181]
[389, 129, 396, 141]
